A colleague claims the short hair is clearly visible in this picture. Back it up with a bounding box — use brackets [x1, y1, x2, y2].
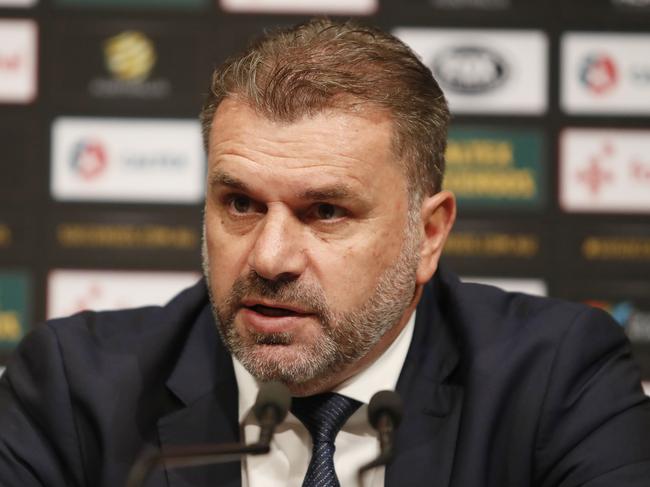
[199, 18, 449, 198]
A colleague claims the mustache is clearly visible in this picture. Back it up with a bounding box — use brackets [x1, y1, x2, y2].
[224, 271, 332, 322]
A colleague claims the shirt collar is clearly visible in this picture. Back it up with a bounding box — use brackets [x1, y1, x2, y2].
[234, 311, 416, 419]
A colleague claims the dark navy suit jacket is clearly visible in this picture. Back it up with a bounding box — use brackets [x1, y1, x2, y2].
[0, 268, 649, 486]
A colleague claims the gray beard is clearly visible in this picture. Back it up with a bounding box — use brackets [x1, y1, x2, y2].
[202, 214, 421, 391]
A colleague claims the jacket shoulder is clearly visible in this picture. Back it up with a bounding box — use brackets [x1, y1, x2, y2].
[436, 269, 621, 353]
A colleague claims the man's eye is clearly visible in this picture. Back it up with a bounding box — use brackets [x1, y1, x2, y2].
[314, 203, 344, 220]
[230, 195, 252, 213]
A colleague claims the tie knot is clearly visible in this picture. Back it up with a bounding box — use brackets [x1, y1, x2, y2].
[291, 393, 361, 445]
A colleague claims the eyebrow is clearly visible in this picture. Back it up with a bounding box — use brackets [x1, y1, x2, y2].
[209, 169, 355, 201]
[300, 186, 352, 201]
[209, 170, 248, 192]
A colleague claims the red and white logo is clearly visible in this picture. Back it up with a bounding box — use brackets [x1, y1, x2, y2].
[70, 139, 108, 181]
[579, 54, 618, 95]
[0, 19, 37, 103]
[562, 33, 650, 115]
[576, 142, 615, 195]
[560, 129, 650, 213]
[51, 117, 205, 203]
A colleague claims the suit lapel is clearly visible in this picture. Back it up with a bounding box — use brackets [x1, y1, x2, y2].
[386, 272, 464, 487]
[155, 306, 242, 487]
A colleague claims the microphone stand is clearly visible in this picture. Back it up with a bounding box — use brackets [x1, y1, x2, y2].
[357, 390, 403, 485]
[125, 382, 290, 487]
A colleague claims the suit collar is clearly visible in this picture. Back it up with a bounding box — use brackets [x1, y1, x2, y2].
[157, 297, 242, 487]
[165, 304, 231, 406]
[387, 268, 464, 487]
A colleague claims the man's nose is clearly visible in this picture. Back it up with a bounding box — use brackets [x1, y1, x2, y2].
[248, 208, 307, 282]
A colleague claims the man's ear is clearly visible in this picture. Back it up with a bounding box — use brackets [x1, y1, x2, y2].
[415, 190, 456, 285]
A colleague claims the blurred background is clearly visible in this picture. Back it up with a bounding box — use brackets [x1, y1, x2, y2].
[0, 0, 649, 392]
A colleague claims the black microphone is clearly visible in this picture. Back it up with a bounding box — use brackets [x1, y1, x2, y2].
[253, 380, 292, 447]
[124, 381, 290, 487]
[358, 390, 403, 480]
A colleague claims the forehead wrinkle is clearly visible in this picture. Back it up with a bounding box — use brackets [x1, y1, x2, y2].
[212, 141, 372, 172]
[210, 167, 360, 203]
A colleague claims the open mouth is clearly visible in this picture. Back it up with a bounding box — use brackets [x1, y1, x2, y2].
[247, 304, 302, 318]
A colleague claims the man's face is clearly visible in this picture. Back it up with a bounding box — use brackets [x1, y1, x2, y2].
[203, 99, 422, 394]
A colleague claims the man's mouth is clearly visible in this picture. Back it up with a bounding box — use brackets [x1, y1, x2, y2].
[247, 304, 301, 318]
[239, 300, 317, 334]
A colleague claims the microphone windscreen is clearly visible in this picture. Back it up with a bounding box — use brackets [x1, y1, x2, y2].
[253, 381, 291, 423]
[367, 390, 403, 429]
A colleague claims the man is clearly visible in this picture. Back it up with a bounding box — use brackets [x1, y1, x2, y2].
[1, 18, 649, 487]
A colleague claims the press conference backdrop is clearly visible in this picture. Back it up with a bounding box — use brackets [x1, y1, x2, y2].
[0, 0, 649, 392]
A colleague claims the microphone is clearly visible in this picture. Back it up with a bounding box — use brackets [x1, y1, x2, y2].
[124, 381, 290, 487]
[357, 390, 403, 480]
[253, 380, 292, 446]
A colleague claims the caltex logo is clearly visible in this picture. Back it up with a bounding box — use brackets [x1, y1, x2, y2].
[579, 53, 618, 94]
[70, 139, 107, 180]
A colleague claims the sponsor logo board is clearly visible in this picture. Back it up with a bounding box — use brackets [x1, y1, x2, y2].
[54, 0, 208, 8]
[51, 22, 205, 107]
[581, 234, 650, 262]
[219, 0, 377, 14]
[56, 222, 199, 251]
[47, 269, 200, 320]
[614, 0, 650, 6]
[48, 20, 207, 107]
[445, 127, 545, 209]
[51, 117, 205, 203]
[560, 129, 650, 213]
[431, 0, 510, 8]
[0, 272, 30, 349]
[445, 231, 540, 258]
[0, 19, 37, 103]
[393, 28, 547, 114]
[562, 33, 650, 114]
[89, 30, 170, 100]
[442, 220, 546, 275]
[461, 276, 547, 296]
[0, 0, 37, 5]
[566, 0, 650, 11]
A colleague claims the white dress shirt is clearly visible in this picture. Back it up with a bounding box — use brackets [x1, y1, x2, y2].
[234, 312, 415, 487]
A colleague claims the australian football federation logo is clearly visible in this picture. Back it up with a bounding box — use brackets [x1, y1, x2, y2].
[89, 30, 170, 99]
[103, 30, 156, 82]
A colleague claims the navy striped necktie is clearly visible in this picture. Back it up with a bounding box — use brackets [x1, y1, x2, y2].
[291, 392, 362, 487]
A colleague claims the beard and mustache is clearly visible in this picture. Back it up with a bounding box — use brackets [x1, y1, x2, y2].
[202, 213, 421, 391]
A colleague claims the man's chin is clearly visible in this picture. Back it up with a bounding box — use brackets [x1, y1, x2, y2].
[234, 342, 334, 386]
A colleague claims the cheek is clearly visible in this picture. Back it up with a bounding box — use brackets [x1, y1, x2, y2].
[204, 214, 250, 298]
[314, 236, 396, 308]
